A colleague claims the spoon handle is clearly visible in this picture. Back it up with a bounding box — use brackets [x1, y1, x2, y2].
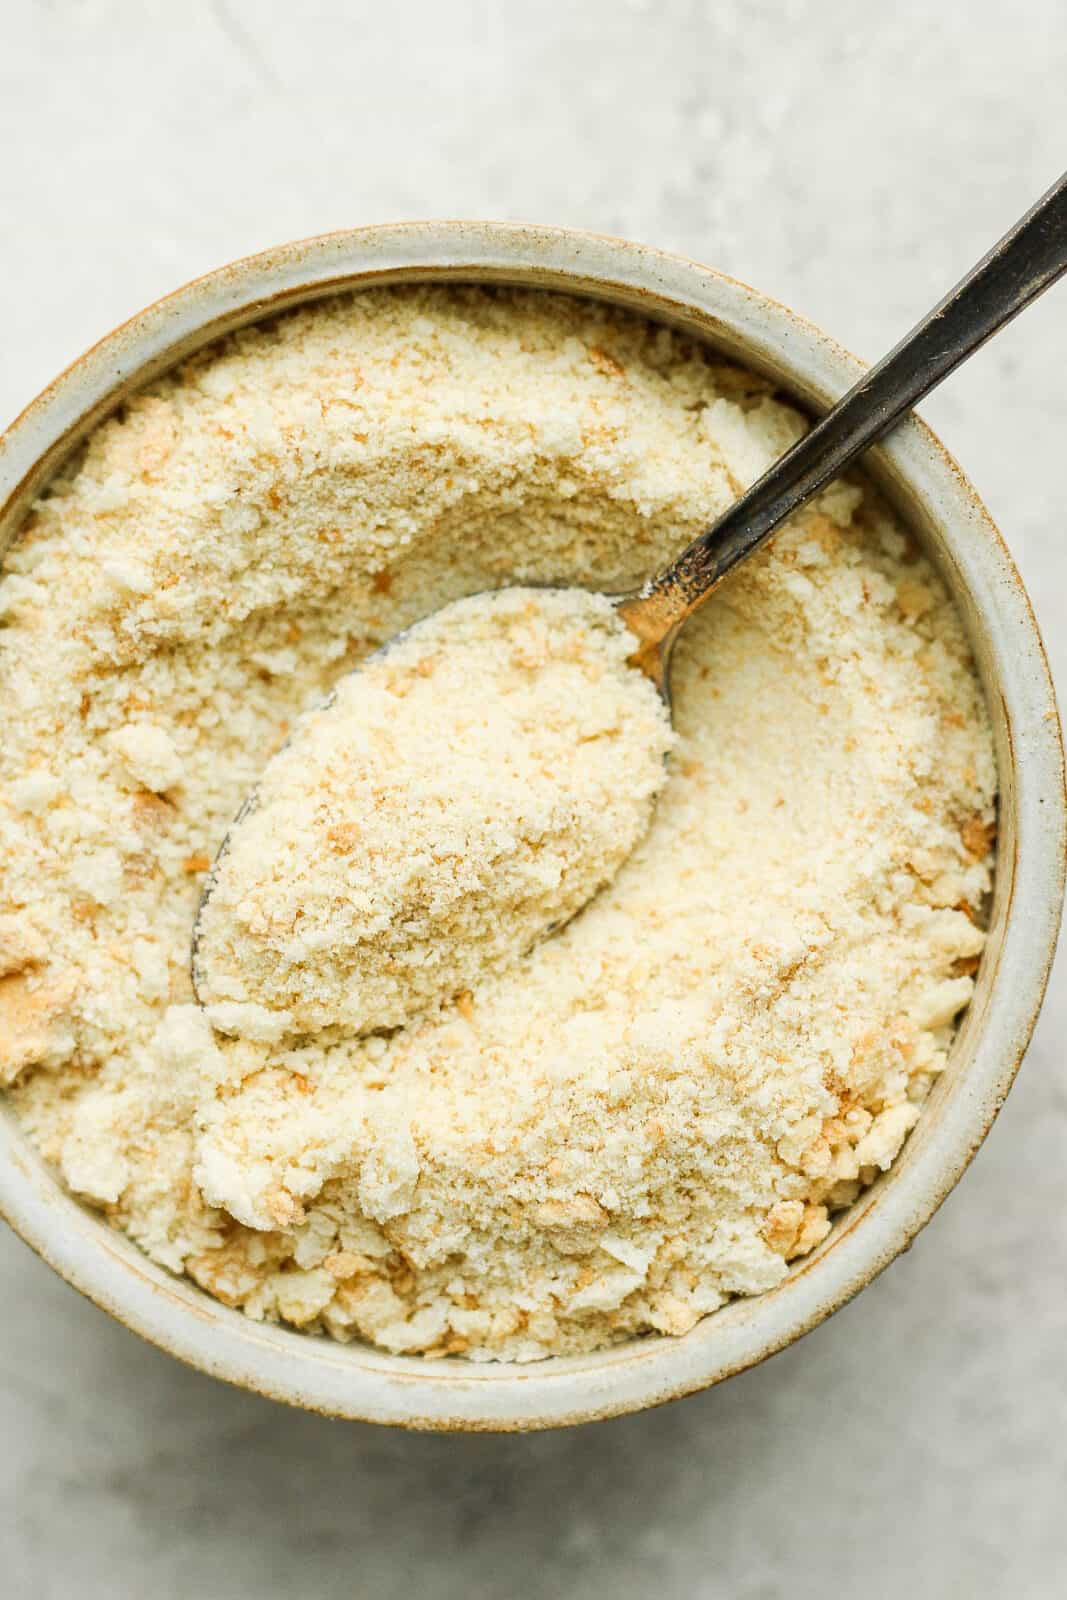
[620, 169, 1067, 682]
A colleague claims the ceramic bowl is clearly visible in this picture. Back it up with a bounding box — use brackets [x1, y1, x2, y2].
[1, 222, 1062, 1430]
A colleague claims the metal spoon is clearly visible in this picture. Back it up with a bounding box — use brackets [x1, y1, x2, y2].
[618, 169, 1067, 694]
[192, 171, 1067, 1004]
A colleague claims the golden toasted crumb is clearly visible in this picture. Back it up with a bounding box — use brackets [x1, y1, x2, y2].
[896, 578, 935, 620]
[588, 345, 626, 378]
[323, 1251, 370, 1281]
[0, 969, 77, 1084]
[961, 814, 996, 859]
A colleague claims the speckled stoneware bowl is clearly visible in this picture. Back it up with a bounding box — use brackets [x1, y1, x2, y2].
[1, 223, 1063, 1430]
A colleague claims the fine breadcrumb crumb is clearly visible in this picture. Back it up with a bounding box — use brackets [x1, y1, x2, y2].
[0, 285, 996, 1362]
[194, 587, 672, 1038]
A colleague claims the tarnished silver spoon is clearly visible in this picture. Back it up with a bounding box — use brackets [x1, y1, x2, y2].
[192, 172, 1066, 1029]
[617, 170, 1067, 695]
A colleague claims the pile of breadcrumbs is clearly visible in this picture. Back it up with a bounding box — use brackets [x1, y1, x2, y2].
[0, 286, 995, 1361]
[193, 586, 673, 1040]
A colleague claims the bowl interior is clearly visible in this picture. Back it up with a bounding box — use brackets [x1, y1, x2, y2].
[0, 225, 1061, 1430]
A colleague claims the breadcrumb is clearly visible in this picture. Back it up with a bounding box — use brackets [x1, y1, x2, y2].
[0, 286, 996, 1362]
[195, 587, 670, 1037]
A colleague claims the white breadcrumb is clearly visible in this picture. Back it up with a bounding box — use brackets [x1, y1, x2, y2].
[0, 285, 996, 1362]
[194, 587, 672, 1037]
[107, 722, 184, 794]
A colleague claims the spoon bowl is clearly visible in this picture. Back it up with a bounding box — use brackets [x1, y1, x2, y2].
[192, 585, 673, 1039]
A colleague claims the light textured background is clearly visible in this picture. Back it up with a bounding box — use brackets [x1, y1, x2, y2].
[2, 3, 1064, 1595]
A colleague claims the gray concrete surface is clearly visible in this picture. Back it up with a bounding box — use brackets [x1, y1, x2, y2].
[2, 2, 1065, 1595]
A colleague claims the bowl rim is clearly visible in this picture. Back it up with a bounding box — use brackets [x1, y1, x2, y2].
[1, 220, 1063, 1431]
